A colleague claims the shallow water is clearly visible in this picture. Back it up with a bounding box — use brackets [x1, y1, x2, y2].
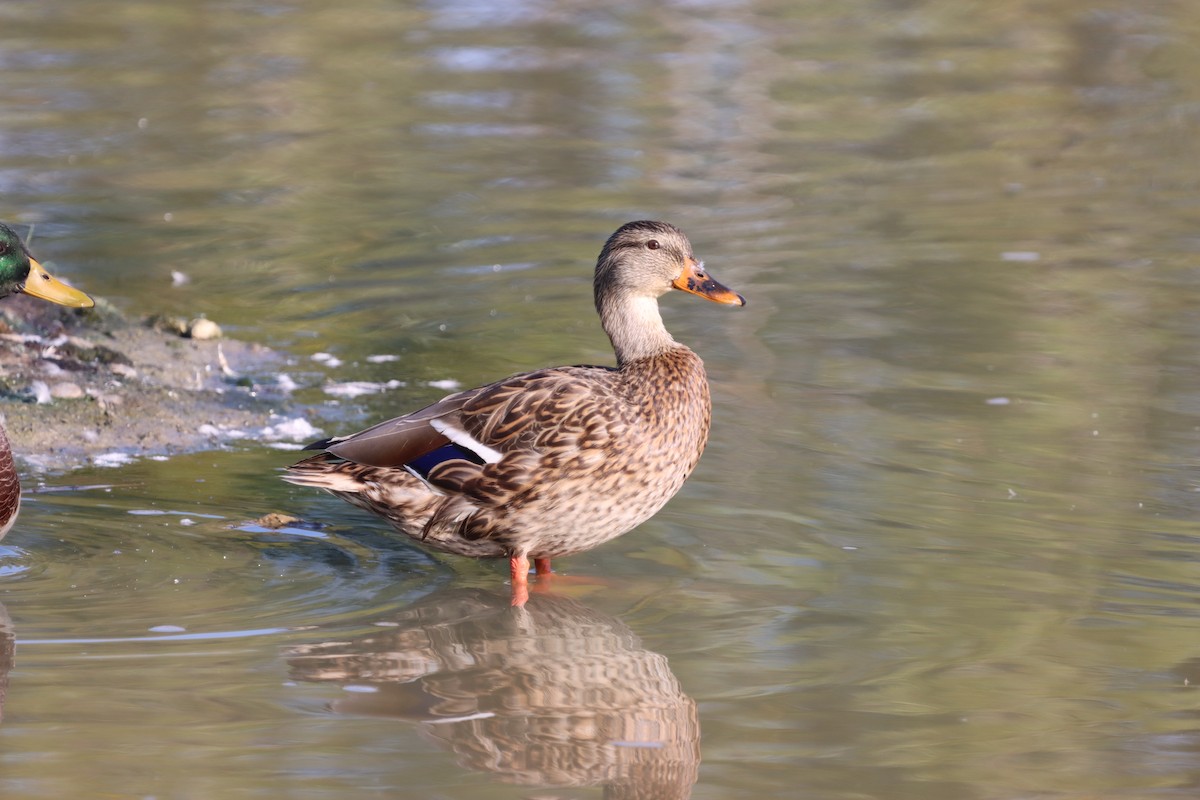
[4, 0, 1200, 798]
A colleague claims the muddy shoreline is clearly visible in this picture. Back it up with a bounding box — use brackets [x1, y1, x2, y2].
[0, 294, 307, 472]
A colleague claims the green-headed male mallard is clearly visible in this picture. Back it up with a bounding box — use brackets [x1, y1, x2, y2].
[0, 222, 94, 538]
[285, 221, 744, 605]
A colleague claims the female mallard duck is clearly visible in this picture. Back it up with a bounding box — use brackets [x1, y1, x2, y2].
[285, 221, 744, 604]
[0, 222, 94, 538]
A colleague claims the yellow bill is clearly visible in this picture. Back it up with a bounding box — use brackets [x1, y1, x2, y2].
[22, 257, 94, 308]
[671, 256, 746, 307]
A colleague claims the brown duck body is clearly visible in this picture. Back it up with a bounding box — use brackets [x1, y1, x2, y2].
[285, 221, 743, 603]
[0, 427, 21, 539]
[292, 349, 711, 562]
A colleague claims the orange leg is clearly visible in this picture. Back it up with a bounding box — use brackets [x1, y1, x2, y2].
[534, 557, 552, 576]
[509, 554, 530, 607]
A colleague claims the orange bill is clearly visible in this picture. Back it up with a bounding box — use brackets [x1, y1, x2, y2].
[671, 256, 745, 306]
[22, 257, 94, 308]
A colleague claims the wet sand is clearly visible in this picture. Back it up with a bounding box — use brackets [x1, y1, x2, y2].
[0, 295, 294, 471]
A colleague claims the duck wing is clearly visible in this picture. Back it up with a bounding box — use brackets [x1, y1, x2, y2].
[308, 365, 626, 484]
[307, 386, 478, 469]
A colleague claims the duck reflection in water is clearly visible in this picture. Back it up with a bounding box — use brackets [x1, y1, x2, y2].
[286, 589, 699, 800]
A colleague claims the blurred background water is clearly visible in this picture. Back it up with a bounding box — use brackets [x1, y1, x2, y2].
[3, 0, 1200, 797]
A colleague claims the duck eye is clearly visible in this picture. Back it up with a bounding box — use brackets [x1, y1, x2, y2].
[646, 239, 660, 250]
[0, 242, 9, 256]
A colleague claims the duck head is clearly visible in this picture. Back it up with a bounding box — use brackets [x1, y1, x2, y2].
[594, 220, 745, 310]
[0, 223, 93, 308]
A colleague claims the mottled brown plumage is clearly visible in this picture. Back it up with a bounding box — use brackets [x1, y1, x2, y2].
[285, 221, 745, 603]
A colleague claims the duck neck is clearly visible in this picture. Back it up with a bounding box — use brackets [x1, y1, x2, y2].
[598, 291, 679, 367]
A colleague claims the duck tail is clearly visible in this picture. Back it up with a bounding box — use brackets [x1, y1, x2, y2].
[281, 453, 369, 494]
